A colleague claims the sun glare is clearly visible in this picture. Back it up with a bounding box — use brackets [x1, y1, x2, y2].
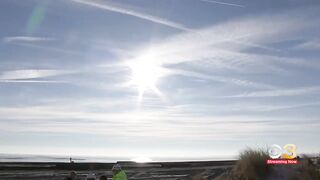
[130, 61, 159, 90]
[128, 51, 164, 101]
[131, 157, 153, 163]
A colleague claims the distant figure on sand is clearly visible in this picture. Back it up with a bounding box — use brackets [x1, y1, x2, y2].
[112, 164, 127, 180]
[70, 157, 74, 163]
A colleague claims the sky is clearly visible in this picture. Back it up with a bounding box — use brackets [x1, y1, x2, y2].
[0, 0, 320, 161]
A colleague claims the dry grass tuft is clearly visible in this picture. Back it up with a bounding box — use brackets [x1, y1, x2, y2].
[215, 149, 320, 180]
[232, 148, 269, 180]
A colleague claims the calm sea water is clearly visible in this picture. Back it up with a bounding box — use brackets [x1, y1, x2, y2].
[0, 154, 234, 163]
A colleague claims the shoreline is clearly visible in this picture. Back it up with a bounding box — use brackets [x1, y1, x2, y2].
[0, 160, 236, 170]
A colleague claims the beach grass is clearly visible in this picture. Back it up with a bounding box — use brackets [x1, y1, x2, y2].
[215, 148, 320, 180]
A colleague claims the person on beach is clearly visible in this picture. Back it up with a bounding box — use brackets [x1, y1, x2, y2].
[112, 164, 127, 180]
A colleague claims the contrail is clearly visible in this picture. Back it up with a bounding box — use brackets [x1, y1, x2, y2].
[200, 0, 245, 8]
[0, 80, 66, 83]
[71, 0, 192, 31]
[3, 36, 54, 43]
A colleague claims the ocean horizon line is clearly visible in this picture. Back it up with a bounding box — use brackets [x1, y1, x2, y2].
[0, 153, 237, 163]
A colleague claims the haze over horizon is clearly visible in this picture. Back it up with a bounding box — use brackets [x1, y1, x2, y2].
[1, 0, 320, 160]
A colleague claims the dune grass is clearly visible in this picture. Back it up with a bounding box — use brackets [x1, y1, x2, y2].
[215, 148, 320, 180]
[216, 148, 270, 180]
[234, 148, 270, 179]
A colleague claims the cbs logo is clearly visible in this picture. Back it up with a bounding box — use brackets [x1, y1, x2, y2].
[268, 144, 297, 159]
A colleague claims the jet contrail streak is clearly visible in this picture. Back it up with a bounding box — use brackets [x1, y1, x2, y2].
[71, 0, 193, 31]
[200, 0, 245, 8]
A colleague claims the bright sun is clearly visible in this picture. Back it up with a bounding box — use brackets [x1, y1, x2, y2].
[128, 51, 164, 101]
[130, 61, 159, 90]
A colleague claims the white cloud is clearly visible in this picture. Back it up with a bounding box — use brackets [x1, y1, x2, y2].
[170, 102, 320, 113]
[70, 0, 192, 31]
[172, 69, 276, 89]
[3, 36, 54, 43]
[0, 69, 73, 81]
[7, 41, 81, 56]
[223, 86, 320, 98]
[0, 105, 276, 138]
[1, 97, 319, 136]
[0, 80, 66, 83]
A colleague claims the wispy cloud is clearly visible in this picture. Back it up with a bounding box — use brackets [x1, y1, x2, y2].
[294, 40, 320, 50]
[115, 9, 315, 89]
[0, 80, 66, 83]
[70, 0, 192, 31]
[126, 12, 305, 59]
[223, 86, 320, 98]
[3, 36, 54, 43]
[10, 42, 82, 56]
[172, 69, 276, 89]
[0, 104, 281, 138]
[199, 0, 245, 8]
[1, 101, 318, 139]
[2, 36, 82, 56]
[0, 69, 73, 83]
[223, 102, 320, 112]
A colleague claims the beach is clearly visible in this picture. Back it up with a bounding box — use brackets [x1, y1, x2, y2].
[0, 160, 235, 179]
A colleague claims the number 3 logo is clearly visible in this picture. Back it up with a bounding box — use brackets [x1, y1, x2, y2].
[282, 144, 297, 159]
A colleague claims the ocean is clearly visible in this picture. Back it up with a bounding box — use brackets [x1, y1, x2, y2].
[0, 153, 234, 163]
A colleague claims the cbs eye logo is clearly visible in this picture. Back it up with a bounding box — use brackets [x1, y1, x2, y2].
[268, 144, 297, 159]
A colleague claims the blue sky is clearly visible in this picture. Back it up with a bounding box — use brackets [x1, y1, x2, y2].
[0, 0, 320, 160]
